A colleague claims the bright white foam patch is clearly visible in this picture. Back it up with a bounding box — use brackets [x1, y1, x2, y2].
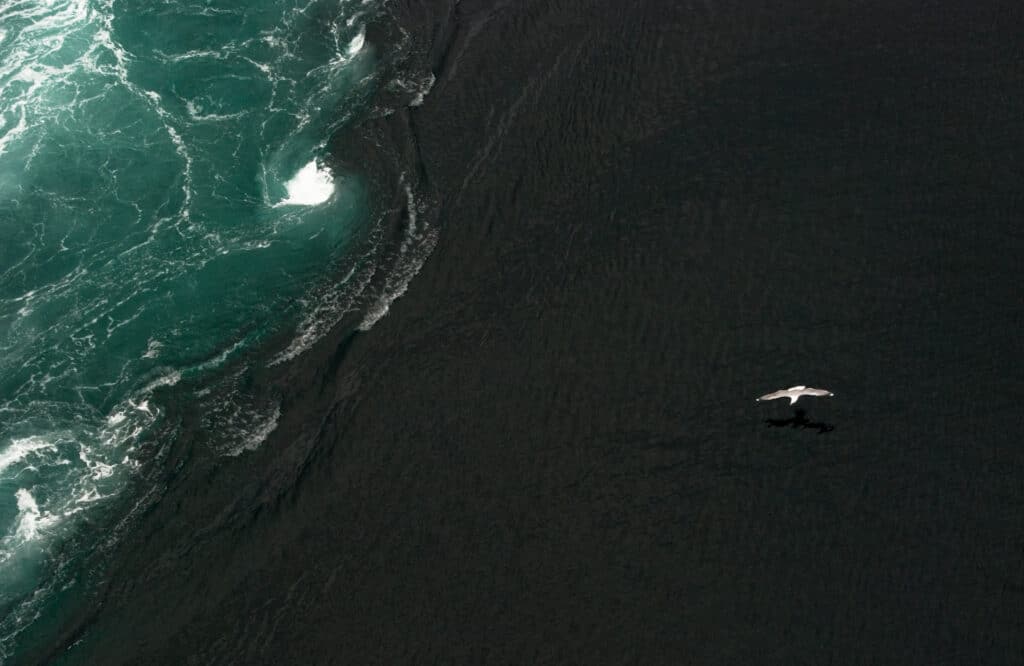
[14, 488, 57, 541]
[276, 160, 335, 207]
[0, 436, 55, 475]
[347, 30, 365, 56]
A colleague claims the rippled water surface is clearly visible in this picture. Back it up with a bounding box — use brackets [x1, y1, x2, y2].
[0, 0, 421, 650]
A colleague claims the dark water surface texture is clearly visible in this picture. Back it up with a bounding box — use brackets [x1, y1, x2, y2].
[4, 0, 1024, 662]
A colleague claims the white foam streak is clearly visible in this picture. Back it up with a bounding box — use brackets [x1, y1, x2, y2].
[142, 339, 162, 359]
[270, 261, 374, 365]
[140, 370, 181, 394]
[0, 436, 55, 475]
[225, 405, 281, 456]
[185, 100, 247, 123]
[0, 104, 27, 157]
[359, 183, 438, 330]
[347, 30, 365, 56]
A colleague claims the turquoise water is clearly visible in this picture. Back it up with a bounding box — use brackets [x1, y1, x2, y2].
[0, 0, 426, 653]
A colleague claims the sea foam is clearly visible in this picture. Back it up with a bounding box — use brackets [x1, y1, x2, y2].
[14, 489, 57, 541]
[276, 160, 335, 207]
[0, 437, 55, 475]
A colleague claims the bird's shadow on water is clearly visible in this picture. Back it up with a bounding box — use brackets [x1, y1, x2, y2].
[764, 408, 835, 434]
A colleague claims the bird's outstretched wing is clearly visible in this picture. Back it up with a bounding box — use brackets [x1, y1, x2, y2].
[801, 387, 833, 397]
[756, 390, 789, 402]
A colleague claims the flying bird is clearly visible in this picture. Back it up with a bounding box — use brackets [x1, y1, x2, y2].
[756, 385, 834, 405]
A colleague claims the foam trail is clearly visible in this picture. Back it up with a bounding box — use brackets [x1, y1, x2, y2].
[225, 405, 281, 456]
[269, 260, 376, 365]
[359, 183, 438, 330]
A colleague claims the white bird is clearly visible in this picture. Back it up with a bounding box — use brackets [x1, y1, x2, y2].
[756, 385, 834, 405]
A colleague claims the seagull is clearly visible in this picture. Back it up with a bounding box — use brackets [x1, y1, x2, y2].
[756, 385, 834, 405]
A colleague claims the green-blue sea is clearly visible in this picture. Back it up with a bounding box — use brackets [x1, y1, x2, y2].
[0, 0, 433, 656]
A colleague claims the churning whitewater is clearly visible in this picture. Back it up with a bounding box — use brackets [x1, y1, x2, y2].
[0, 0, 436, 655]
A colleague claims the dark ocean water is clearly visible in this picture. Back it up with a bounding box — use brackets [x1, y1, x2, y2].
[6, 0, 1024, 663]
